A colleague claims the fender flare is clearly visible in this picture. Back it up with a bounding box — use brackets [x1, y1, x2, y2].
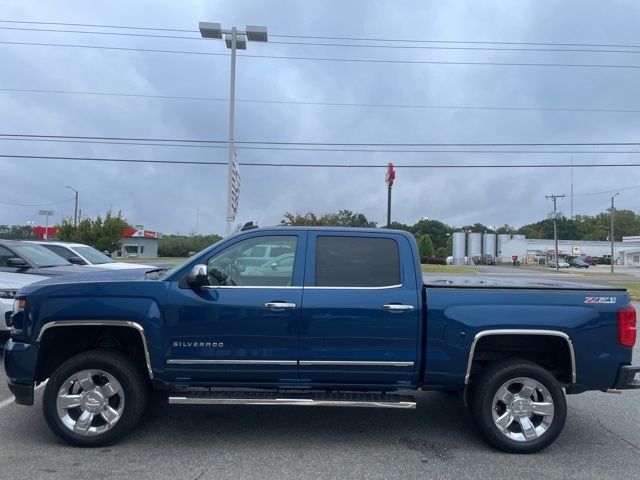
[464, 329, 576, 385]
[37, 320, 153, 379]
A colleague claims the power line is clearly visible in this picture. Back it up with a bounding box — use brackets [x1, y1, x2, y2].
[5, 132, 640, 147]
[3, 19, 640, 51]
[7, 137, 640, 154]
[0, 196, 73, 206]
[2, 153, 640, 168]
[4, 40, 640, 69]
[3, 87, 640, 114]
[4, 25, 640, 55]
[575, 184, 640, 196]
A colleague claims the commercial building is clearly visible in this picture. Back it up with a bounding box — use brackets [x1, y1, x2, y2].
[117, 228, 162, 259]
[451, 231, 640, 266]
[498, 235, 640, 265]
[31, 225, 162, 259]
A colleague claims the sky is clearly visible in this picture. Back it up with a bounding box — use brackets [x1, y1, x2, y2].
[1, 0, 640, 235]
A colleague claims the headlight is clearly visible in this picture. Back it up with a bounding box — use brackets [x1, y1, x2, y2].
[12, 297, 25, 315]
[0, 289, 17, 299]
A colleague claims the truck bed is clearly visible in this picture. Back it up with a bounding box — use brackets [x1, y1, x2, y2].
[424, 275, 626, 291]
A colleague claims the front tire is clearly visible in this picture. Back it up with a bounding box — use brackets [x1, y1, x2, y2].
[43, 349, 148, 447]
[469, 359, 567, 453]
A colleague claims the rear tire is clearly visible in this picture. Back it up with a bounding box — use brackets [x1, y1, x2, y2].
[469, 359, 566, 453]
[43, 349, 148, 447]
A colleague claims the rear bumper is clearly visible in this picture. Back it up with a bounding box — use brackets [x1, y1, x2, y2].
[613, 364, 640, 390]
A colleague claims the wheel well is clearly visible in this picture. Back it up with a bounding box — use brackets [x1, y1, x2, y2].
[467, 334, 574, 385]
[36, 325, 150, 383]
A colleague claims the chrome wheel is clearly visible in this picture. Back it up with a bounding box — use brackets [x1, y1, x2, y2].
[56, 369, 125, 436]
[491, 376, 554, 442]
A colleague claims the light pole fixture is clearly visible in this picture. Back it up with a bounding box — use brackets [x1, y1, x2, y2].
[66, 186, 79, 227]
[610, 192, 619, 273]
[199, 22, 268, 236]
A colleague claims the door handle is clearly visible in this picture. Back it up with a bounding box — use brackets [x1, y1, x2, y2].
[382, 304, 415, 312]
[265, 302, 297, 309]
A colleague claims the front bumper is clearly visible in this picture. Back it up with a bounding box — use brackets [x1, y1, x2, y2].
[613, 364, 640, 390]
[8, 380, 34, 406]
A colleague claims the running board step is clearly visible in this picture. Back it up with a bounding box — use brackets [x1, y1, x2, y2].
[168, 391, 416, 409]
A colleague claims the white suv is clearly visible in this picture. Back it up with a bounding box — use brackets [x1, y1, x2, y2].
[27, 241, 155, 270]
[0, 272, 47, 341]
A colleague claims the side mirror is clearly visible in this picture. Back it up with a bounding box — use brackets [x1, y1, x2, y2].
[270, 262, 278, 270]
[68, 256, 87, 265]
[186, 264, 209, 289]
[6, 257, 29, 268]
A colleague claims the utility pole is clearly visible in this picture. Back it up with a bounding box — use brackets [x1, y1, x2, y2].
[570, 157, 574, 219]
[66, 186, 79, 226]
[610, 193, 619, 273]
[546, 194, 565, 271]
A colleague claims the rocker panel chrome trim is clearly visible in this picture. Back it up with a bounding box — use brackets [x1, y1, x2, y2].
[37, 320, 154, 379]
[464, 329, 576, 384]
[167, 359, 298, 365]
[168, 397, 416, 409]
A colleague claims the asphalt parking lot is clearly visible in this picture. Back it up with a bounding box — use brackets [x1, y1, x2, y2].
[1, 322, 640, 480]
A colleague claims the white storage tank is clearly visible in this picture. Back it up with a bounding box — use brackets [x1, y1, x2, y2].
[468, 232, 482, 258]
[483, 233, 496, 257]
[497, 234, 511, 259]
[452, 232, 466, 266]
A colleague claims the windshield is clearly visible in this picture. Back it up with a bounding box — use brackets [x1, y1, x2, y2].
[73, 246, 114, 264]
[13, 244, 71, 267]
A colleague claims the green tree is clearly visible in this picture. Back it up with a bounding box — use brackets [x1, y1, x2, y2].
[410, 219, 452, 254]
[56, 210, 132, 254]
[159, 234, 223, 257]
[0, 225, 39, 239]
[418, 234, 435, 257]
[281, 210, 376, 228]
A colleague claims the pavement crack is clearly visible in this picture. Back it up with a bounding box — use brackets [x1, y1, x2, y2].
[570, 405, 640, 452]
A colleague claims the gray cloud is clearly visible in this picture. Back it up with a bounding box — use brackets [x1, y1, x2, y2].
[1, 0, 639, 235]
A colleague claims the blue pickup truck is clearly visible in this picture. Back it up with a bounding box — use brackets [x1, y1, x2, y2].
[4, 227, 639, 453]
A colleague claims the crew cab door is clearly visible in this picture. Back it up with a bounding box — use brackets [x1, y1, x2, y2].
[299, 232, 420, 387]
[163, 232, 305, 384]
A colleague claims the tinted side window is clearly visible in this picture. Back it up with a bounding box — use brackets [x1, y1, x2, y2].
[0, 245, 14, 267]
[43, 245, 74, 260]
[315, 236, 401, 287]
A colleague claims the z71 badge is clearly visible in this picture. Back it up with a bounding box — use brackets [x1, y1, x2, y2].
[585, 296, 617, 304]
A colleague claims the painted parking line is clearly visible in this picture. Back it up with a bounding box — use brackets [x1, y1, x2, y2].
[0, 381, 47, 410]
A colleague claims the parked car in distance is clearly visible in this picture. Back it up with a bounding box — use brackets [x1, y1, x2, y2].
[472, 254, 496, 265]
[0, 240, 103, 276]
[0, 271, 47, 342]
[27, 241, 155, 270]
[548, 259, 570, 268]
[580, 255, 598, 266]
[569, 258, 590, 268]
[239, 243, 294, 267]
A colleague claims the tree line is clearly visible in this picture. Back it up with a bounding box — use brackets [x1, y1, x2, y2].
[2, 208, 638, 258]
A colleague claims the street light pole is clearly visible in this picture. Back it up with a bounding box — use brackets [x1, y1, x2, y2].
[610, 193, 619, 273]
[226, 27, 238, 237]
[199, 22, 268, 237]
[66, 186, 78, 227]
[546, 194, 565, 271]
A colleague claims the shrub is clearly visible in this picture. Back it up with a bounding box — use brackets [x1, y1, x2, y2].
[420, 256, 446, 265]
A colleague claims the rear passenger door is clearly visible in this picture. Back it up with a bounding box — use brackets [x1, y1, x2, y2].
[299, 232, 421, 387]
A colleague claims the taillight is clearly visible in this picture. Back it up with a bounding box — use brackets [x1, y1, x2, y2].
[618, 305, 637, 347]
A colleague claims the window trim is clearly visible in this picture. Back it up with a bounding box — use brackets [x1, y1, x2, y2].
[312, 234, 403, 289]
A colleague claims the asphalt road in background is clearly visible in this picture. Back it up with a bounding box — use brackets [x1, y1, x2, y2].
[1, 309, 639, 479]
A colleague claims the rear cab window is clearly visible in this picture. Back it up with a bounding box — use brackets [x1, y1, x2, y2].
[314, 236, 401, 287]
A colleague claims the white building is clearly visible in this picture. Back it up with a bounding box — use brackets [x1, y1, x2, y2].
[498, 236, 640, 266]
